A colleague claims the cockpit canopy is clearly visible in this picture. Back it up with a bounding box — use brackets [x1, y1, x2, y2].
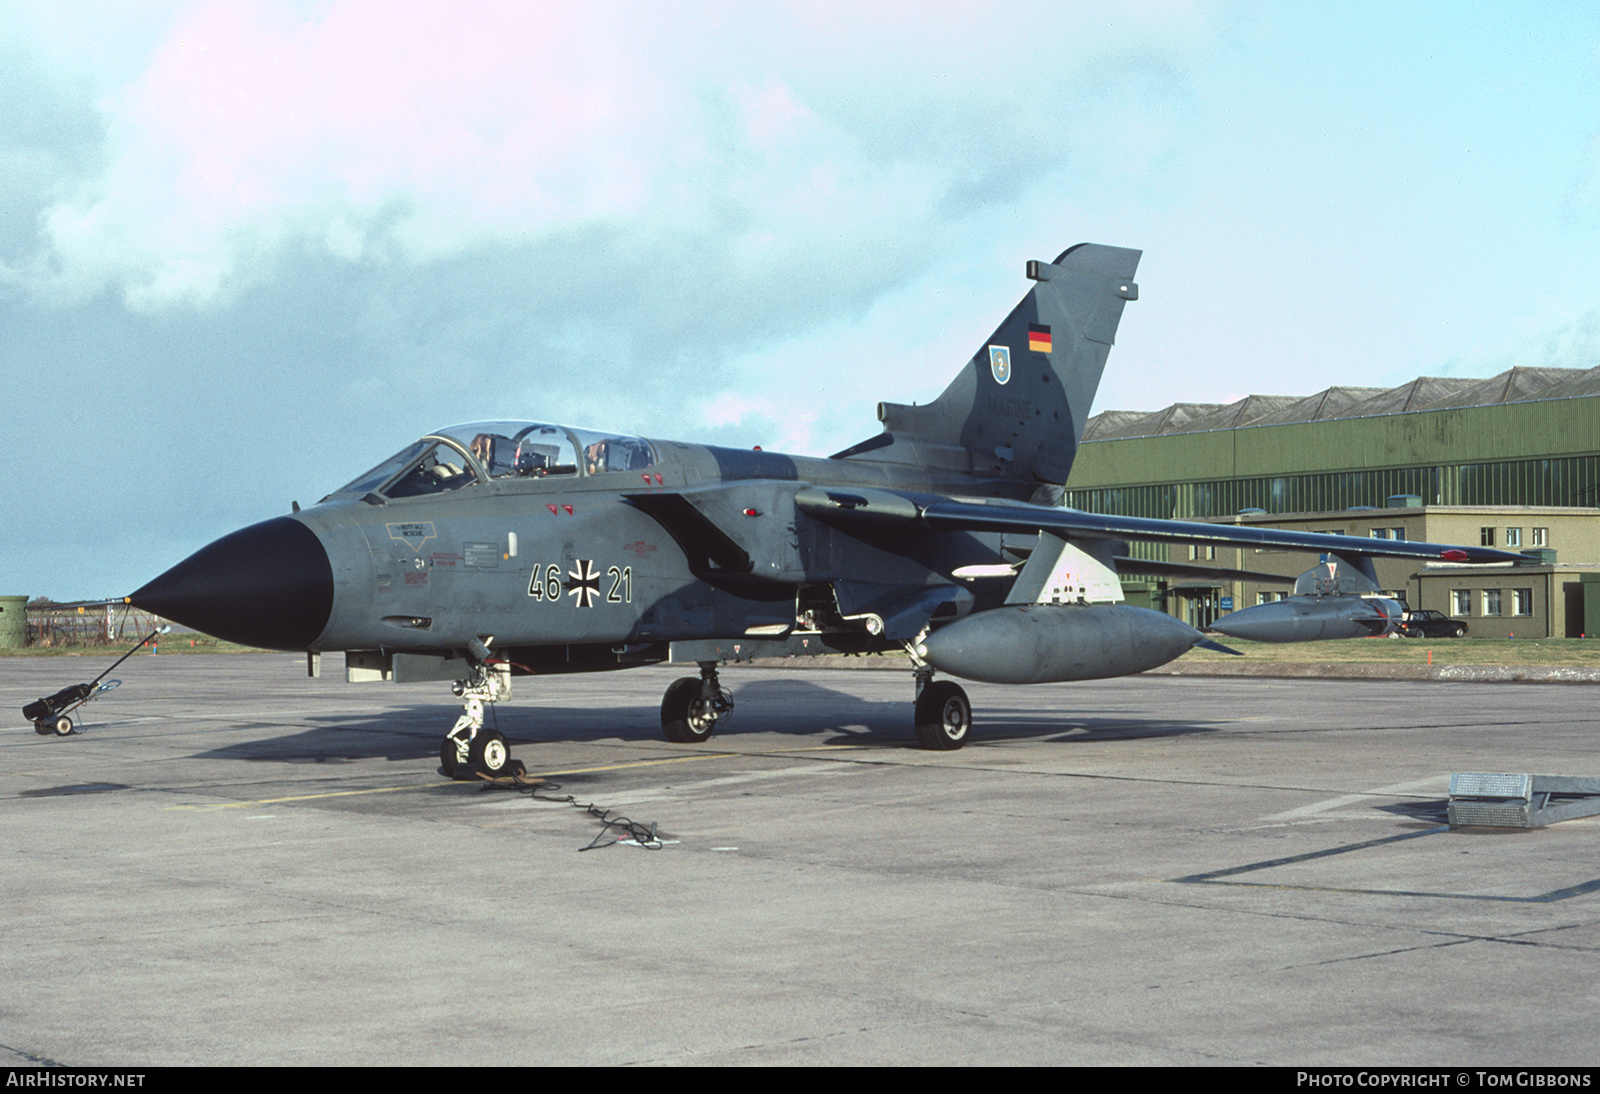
[335, 421, 658, 499]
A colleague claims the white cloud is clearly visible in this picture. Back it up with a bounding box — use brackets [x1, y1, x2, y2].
[17, 0, 1216, 314]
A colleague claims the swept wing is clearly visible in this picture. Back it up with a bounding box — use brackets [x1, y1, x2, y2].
[794, 486, 1528, 566]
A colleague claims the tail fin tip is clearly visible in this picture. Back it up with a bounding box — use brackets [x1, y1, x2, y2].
[867, 242, 1143, 489]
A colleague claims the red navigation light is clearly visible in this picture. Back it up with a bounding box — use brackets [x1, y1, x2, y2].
[1440, 549, 1470, 561]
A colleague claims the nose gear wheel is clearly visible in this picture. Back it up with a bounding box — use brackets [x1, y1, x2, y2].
[439, 657, 516, 779]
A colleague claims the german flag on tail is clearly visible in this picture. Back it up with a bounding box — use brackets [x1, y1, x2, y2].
[1028, 323, 1052, 353]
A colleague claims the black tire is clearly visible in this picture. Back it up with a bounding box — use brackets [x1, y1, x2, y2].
[34, 720, 53, 736]
[662, 677, 717, 744]
[914, 681, 971, 751]
[440, 737, 462, 777]
[1453, 625, 1466, 637]
[469, 729, 511, 775]
[52, 716, 73, 737]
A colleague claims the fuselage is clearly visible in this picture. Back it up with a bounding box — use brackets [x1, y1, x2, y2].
[130, 420, 1031, 664]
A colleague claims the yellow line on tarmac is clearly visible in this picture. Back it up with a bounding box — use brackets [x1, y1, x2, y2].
[165, 743, 868, 811]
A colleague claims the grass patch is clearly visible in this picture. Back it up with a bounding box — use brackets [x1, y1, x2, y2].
[1184, 636, 1600, 667]
[0, 637, 269, 657]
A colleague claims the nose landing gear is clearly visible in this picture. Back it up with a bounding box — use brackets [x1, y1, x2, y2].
[439, 650, 522, 780]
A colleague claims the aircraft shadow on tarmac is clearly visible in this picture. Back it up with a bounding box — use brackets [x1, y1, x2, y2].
[189, 676, 1219, 764]
[721, 679, 1220, 746]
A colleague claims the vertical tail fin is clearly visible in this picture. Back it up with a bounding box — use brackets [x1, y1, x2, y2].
[873, 243, 1140, 487]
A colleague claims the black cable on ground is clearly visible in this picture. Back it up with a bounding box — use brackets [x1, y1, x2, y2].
[479, 776, 664, 851]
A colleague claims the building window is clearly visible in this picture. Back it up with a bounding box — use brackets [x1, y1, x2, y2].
[1505, 528, 1522, 547]
[1452, 590, 1472, 616]
[1370, 528, 1390, 539]
[1533, 527, 1548, 547]
[1512, 588, 1533, 616]
[1482, 589, 1503, 616]
[1480, 527, 1496, 547]
[1391, 527, 1406, 540]
[1256, 591, 1286, 605]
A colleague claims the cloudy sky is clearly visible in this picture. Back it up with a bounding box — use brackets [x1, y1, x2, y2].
[6, 1, 1600, 598]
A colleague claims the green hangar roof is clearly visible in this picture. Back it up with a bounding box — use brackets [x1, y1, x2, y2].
[1067, 365, 1600, 519]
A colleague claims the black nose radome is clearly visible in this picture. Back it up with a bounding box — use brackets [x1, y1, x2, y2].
[130, 516, 334, 650]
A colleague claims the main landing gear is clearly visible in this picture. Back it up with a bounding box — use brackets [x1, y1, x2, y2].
[660, 662, 734, 744]
[913, 668, 971, 751]
[439, 658, 520, 779]
[654, 660, 973, 751]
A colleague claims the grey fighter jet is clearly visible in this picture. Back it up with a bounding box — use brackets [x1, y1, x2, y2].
[127, 243, 1522, 773]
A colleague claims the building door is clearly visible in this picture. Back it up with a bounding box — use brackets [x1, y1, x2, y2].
[1181, 589, 1219, 630]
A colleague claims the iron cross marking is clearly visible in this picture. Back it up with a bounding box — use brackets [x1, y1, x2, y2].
[567, 559, 601, 608]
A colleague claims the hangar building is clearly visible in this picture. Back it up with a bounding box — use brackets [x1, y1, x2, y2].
[1064, 365, 1600, 639]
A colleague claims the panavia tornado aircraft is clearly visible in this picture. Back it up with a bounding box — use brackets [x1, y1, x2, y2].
[123, 243, 1523, 775]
